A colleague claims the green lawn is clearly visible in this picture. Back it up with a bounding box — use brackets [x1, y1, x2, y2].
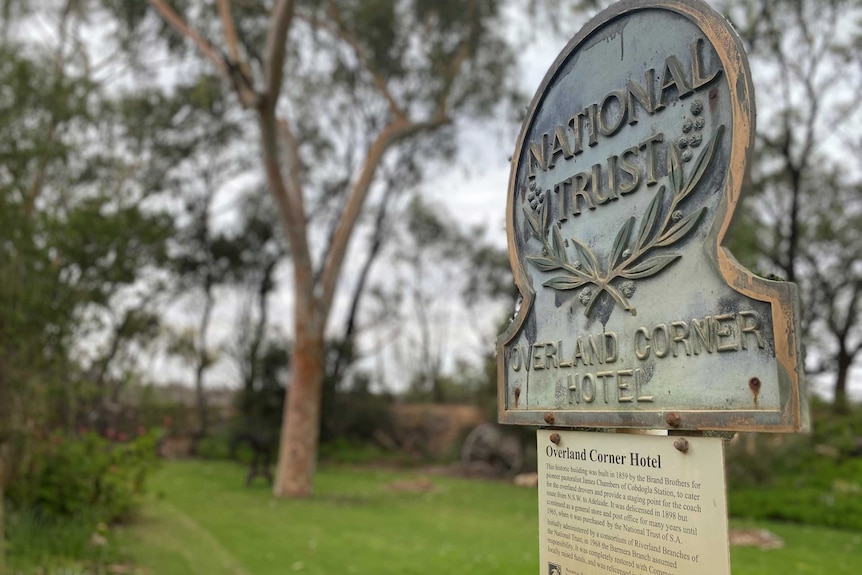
[117, 461, 862, 575]
[729, 521, 862, 575]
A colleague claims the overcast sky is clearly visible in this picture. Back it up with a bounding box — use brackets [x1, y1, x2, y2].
[136, 2, 858, 401]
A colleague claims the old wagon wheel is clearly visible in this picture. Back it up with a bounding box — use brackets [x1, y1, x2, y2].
[460, 422, 524, 476]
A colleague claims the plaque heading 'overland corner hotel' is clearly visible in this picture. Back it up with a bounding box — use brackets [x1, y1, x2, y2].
[497, 0, 808, 433]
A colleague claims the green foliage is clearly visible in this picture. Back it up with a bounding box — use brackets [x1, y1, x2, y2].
[0, 2, 180, 498]
[320, 386, 394, 445]
[318, 438, 398, 465]
[729, 467, 862, 531]
[8, 431, 159, 525]
[195, 429, 256, 464]
[726, 400, 862, 530]
[5, 504, 122, 573]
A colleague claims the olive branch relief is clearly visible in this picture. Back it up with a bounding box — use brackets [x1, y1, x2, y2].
[523, 124, 725, 317]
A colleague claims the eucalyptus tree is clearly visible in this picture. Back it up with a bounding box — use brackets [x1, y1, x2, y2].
[145, 0, 520, 497]
[722, 0, 862, 410]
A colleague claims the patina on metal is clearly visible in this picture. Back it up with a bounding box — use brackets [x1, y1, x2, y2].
[498, 0, 809, 432]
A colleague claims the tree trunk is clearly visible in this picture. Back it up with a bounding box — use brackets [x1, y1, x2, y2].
[833, 351, 851, 414]
[190, 277, 215, 455]
[0, 444, 8, 573]
[273, 308, 325, 498]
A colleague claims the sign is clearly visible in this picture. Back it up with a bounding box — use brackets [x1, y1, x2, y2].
[498, 0, 808, 432]
[538, 430, 730, 575]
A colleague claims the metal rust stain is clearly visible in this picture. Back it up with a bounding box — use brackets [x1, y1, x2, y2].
[749, 377, 762, 408]
[497, 0, 808, 434]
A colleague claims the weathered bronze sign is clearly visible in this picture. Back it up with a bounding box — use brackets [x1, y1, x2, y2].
[498, 0, 808, 432]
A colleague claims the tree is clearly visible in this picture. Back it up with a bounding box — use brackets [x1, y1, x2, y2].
[115, 70, 249, 444]
[0, 1, 180, 557]
[147, 0, 519, 496]
[723, 0, 862, 410]
[394, 196, 462, 401]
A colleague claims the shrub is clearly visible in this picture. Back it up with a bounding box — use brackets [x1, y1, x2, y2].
[8, 429, 159, 524]
[319, 437, 401, 465]
[726, 400, 862, 530]
[727, 459, 862, 530]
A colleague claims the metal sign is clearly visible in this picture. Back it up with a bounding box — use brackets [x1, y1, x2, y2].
[498, 0, 808, 432]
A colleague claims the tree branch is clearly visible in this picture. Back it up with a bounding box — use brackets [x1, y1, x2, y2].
[149, 0, 259, 107]
[437, 1, 481, 112]
[263, 0, 295, 109]
[217, 0, 240, 61]
[149, 0, 226, 74]
[318, 114, 449, 315]
[296, 4, 408, 123]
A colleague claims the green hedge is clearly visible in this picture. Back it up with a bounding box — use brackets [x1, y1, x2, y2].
[8, 430, 159, 523]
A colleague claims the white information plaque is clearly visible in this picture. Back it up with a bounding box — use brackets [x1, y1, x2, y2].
[538, 430, 730, 575]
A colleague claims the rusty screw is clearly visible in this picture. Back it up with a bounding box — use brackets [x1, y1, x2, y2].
[749, 376, 762, 408]
[544, 412, 556, 425]
[749, 377, 762, 393]
[665, 413, 681, 428]
[514, 387, 521, 408]
[550, 433, 561, 445]
[674, 438, 689, 453]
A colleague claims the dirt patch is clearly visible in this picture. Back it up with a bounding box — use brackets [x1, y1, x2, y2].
[729, 528, 784, 549]
[384, 476, 436, 493]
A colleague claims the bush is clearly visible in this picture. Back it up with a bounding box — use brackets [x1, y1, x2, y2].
[320, 389, 394, 445]
[727, 458, 862, 530]
[726, 400, 862, 530]
[8, 429, 159, 524]
[319, 437, 401, 465]
[195, 425, 260, 464]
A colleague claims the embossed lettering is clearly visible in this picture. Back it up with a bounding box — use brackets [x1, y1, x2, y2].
[737, 310, 766, 350]
[657, 54, 694, 108]
[532, 342, 546, 369]
[567, 368, 653, 404]
[633, 311, 766, 360]
[554, 137, 662, 222]
[638, 133, 663, 186]
[526, 39, 721, 174]
[547, 126, 574, 169]
[599, 91, 627, 136]
[616, 369, 634, 402]
[626, 69, 656, 125]
[510, 347, 522, 371]
[690, 38, 721, 90]
[545, 341, 559, 368]
[713, 313, 738, 352]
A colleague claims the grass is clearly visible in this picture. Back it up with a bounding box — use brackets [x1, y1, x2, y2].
[115, 460, 862, 575]
[5, 504, 122, 574]
[729, 520, 862, 575]
[117, 461, 538, 575]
